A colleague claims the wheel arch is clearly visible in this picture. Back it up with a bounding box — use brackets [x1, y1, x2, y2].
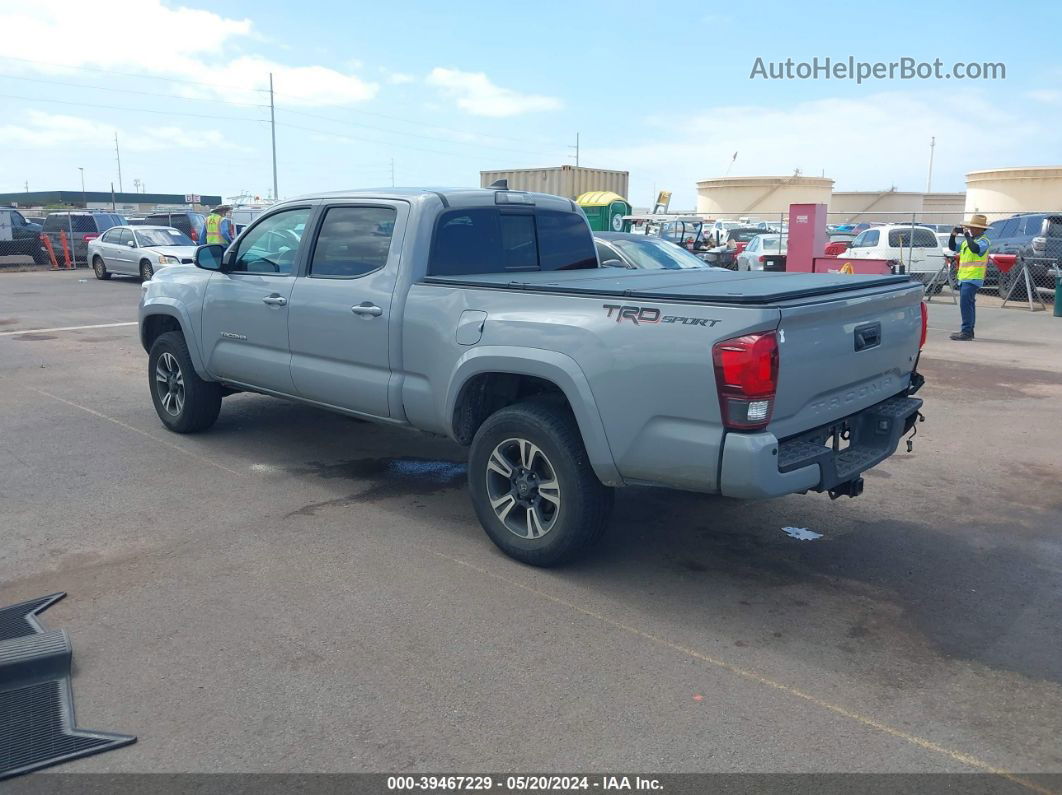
[139, 304, 210, 380]
[445, 348, 621, 486]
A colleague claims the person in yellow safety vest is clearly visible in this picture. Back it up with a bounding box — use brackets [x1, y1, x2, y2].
[205, 205, 234, 246]
[948, 213, 991, 341]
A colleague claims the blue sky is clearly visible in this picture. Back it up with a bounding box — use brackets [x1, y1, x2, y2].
[1, 0, 1060, 207]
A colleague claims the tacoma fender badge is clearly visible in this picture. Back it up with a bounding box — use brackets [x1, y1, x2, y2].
[220, 332, 247, 341]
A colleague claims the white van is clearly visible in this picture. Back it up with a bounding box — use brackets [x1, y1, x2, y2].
[842, 224, 945, 280]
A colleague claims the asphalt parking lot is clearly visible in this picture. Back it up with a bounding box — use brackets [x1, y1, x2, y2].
[2, 270, 1061, 784]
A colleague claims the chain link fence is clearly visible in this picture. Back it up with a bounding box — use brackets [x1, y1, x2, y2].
[667, 209, 1060, 309]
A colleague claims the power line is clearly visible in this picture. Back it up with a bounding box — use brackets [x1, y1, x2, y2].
[0, 72, 269, 109]
[0, 55, 268, 94]
[272, 119, 550, 161]
[275, 106, 560, 158]
[0, 92, 268, 123]
[271, 91, 566, 149]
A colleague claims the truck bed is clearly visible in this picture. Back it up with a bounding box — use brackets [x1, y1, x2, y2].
[423, 268, 912, 306]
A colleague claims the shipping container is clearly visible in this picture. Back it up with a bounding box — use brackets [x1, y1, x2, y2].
[480, 166, 629, 201]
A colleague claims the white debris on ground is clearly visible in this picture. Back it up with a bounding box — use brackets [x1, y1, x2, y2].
[781, 526, 822, 541]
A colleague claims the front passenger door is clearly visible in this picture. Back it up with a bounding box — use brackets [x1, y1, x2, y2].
[201, 206, 314, 393]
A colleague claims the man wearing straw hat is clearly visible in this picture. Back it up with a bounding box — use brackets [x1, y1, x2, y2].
[948, 213, 991, 341]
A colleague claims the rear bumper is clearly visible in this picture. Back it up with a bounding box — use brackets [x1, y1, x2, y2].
[718, 394, 923, 500]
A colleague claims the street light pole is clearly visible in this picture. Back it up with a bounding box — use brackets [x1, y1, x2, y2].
[269, 72, 278, 201]
[78, 167, 86, 207]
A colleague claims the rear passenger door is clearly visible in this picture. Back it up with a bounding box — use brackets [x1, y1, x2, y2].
[287, 201, 409, 417]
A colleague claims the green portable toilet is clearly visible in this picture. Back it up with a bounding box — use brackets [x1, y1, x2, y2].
[575, 191, 632, 232]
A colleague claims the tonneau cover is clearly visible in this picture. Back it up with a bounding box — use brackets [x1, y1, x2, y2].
[423, 268, 913, 305]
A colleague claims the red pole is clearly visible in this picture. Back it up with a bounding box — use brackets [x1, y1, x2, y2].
[59, 229, 73, 269]
[41, 233, 60, 270]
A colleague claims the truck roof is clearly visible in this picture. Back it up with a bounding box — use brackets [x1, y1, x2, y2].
[282, 187, 577, 211]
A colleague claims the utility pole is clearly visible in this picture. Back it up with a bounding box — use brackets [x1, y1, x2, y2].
[569, 132, 580, 167]
[926, 136, 935, 193]
[110, 182, 116, 212]
[114, 132, 123, 193]
[390, 158, 395, 188]
[269, 72, 279, 201]
[24, 180, 29, 192]
[78, 167, 86, 207]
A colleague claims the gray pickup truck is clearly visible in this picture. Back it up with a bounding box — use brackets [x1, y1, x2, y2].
[139, 187, 926, 566]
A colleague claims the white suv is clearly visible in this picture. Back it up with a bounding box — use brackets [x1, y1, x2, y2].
[842, 224, 945, 281]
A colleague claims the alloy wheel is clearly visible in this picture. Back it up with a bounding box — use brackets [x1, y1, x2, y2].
[485, 437, 561, 539]
[155, 352, 185, 417]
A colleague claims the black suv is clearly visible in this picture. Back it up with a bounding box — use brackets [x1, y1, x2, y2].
[0, 207, 47, 264]
[986, 213, 1062, 298]
[42, 211, 125, 264]
[144, 211, 206, 244]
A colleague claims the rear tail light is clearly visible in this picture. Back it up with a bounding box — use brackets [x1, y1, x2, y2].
[190, 228, 199, 243]
[712, 331, 779, 431]
[1032, 236, 1046, 254]
[919, 302, 928, 349]
[758, 255, 766, 263]
[82, 233, 98, 242]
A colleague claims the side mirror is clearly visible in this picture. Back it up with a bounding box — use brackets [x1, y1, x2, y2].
[601, 258, 626, 269]
[195, 244, 226, 271]
[127, 240, 136, 248]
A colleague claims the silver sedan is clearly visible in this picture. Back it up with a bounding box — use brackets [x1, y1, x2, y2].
[87, 225, 197, 281]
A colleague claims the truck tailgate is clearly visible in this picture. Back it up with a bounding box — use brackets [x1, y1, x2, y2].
[769, 282, 923, 440]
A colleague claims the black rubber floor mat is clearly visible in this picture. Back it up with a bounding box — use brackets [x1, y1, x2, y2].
[0, 593, 135, 779]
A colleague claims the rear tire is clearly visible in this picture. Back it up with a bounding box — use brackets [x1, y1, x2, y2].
[468, 400, 613, 567]
[140, 259, 154, 281]
[148, 331, 222, 433]
[92, 256, 111, 280]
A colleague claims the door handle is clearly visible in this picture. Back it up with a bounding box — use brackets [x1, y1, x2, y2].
[351, 303, 383, 317]
[262, 295, 287, 306]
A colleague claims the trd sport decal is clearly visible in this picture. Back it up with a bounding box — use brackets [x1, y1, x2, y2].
[602, 304, 721, 327]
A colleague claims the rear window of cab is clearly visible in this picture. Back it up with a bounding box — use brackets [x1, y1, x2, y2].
[428, 208, 597, 276]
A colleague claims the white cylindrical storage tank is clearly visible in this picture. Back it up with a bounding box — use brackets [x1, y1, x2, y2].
[696, 175, 833, 217]
[965, 167, 1062, 221]
[480, 166, 629, 200]
[830, 191, 925, 222]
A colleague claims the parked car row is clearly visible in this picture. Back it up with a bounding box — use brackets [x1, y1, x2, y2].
[88, 226, 197, 281]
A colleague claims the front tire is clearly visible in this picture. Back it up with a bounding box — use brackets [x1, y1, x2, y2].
[148, 331, 222, 433]
[140, 260, 154, 281]
[92, 256, 111, 280]
[468, 400, 613, 566]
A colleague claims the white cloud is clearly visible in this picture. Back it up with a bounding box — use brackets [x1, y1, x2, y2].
[1026, 90, 1062, 105]
[0, 0, 376, 108]
[387, 72, 417, 85]
[426, 68, 561, 117]
[590, 90, 1059, 207]
[0, 110, 237, 153]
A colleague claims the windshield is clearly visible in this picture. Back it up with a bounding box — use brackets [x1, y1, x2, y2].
[612, 238, 708, 270]
[136, 228, 194, 247]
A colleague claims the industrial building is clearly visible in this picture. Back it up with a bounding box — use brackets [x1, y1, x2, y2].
[964, 166, 1062, 220]
[695, 175, 967, 223]
[0, 190, 222, 214]
[695, 175, 833, 217]
[480, 166, 629, 201]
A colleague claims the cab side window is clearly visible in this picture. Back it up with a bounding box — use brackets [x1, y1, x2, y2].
[309, 206, 396, 278]
[232, 208, 311, 275]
